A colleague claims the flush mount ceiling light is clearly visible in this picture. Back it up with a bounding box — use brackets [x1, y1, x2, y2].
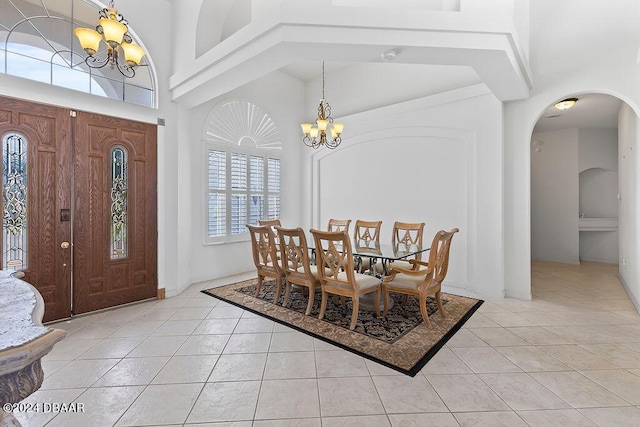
[300, 62, 344, 149]
[74, 0, 146, 78]
[554, 98, 578, 110]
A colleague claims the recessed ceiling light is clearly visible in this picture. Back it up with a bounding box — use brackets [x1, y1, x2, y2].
[554, 98, 578, 110]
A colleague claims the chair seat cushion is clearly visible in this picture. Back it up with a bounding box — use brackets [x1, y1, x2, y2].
[386, 274, 423, 291]
[389, 260, 414, 271]
[296, 264, 330, 279]
[332, 272, 381, 291]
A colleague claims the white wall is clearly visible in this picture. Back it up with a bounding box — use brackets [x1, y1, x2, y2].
[579, 128, 618, 173]
[530, 128, 580, 264]
[618, 103, 640, 309]
[302, 85, 504, 300]
[504, 0, 640, 301]
[183, 71, 305, 288]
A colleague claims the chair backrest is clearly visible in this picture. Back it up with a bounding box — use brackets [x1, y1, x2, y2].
[354, 220, 382, 242]
[310, 229, 358, 290]
[246, 224, 281, 272]
[425, 228, 459, 286]
[259, 219, 281, 227]
[392, 221, 425, 261]
[327, 218, 351, 234]
[274, 226, 313, 278]
[259, 219, 282, 234]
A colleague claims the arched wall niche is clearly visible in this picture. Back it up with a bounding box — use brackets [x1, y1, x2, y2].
[579, 167, 618, 219]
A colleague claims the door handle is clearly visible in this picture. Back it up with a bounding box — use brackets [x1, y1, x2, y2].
[60, 241, 70, 249]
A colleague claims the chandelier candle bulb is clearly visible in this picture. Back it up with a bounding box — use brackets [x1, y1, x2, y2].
[121, 43, 145, 66]
[301, 123, 313, 135]
[316, 119, 329, 131]
[74, 28, 102, 56]
[99, 18, 127, 46]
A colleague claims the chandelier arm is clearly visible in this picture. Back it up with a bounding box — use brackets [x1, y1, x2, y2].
[84, 54, 110, 69]
[116, 62, 136, 78]
[82, 51, 135, 78]
[324, 103, 333, 123]
[325, 136, 341, 149]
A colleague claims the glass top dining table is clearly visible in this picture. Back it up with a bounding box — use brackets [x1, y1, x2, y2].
[305, 234, 429, 263]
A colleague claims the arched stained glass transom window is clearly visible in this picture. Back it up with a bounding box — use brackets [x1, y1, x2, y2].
[110, 145, 128, 259]
[204, 100, 282, 243]
[0, 0, 155, 107]
[2, 132, 28, 270]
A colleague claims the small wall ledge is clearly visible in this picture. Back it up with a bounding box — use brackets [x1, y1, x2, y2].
[578, 217, 619, 232]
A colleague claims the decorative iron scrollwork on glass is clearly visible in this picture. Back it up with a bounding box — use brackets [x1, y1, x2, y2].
[110, 146, 128, 259]
[2, 133, 28, 270]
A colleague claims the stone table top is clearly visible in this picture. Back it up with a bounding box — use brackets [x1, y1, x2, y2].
[0, 270, 51, 350]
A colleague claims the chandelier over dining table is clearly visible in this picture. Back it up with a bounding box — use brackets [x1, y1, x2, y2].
[300, 62, 344, 149]
[73, 0, 146, 78]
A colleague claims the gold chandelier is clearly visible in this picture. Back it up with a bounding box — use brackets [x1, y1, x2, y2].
[74, 0, 145, 78]
[300, 62, 344, 149]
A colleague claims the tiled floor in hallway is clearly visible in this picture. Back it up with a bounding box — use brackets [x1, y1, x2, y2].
[14, 261, 640, 426]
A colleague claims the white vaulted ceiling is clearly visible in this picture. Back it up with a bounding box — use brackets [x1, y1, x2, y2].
[169, 1, 533, 108]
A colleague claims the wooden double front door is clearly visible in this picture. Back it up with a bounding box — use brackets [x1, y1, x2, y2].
[0, 96, 157, 322]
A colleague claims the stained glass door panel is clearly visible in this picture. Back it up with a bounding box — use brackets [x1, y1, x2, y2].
[0, 97, 72, 322]
[73, 111, 157, 314]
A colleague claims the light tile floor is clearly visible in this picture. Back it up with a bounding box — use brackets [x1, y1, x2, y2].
[14, 261, 640, 426]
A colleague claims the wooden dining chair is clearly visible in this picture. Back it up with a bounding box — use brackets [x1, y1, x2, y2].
[275, 226, 323, 315]
[382, 228, 458, 326]
[389, 221, 425, 271]
[310, 229, 383, 330]
[259, 218, 281, 230]
[327, 218, 351, 234]
[354, 219, 382, 273]
[246, 224, 284, 303]
[259, 218, 283, 255]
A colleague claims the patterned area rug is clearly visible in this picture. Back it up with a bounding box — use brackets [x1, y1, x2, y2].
[203, 279, 483, 376]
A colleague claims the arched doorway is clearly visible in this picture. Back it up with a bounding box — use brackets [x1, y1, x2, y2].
[531, 94, 621, 265]
[529, 93, 636, 308]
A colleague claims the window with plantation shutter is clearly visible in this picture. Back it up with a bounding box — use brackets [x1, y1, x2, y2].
[207, 150, 226, 238]
[206, 145, 281, 243]
[204, 100, 282, 244]
[267, 158, 280, 219]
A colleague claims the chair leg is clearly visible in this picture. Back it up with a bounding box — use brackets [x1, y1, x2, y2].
[254, 275, 264, 297]
[419, 293, 432, 326]
[350, 295, 359, 330]
[282, 279, 292, 307]
[305, 285, 315, 316]
[382, 287, 390, 317]
[403, 294, 409, 305]
[318, 290, 328, 320]
[435, 290, 447, 318]
[274, 275, 283, 304]
[373, 289, 380, 317]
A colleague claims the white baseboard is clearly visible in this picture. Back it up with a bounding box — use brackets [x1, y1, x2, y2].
[618, 273, 640, 314]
